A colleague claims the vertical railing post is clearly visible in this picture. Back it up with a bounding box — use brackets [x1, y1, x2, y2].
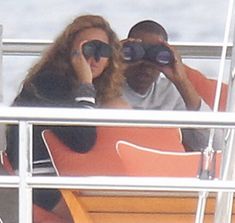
[18, 121, 32, 223]
[214, 2, 235, 223]
[0, 24, 6, 153]
[196, 0, 235, 223]
[0, 24, 3, 102]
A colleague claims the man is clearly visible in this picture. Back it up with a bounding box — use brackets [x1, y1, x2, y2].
[122, 20, 223, 151]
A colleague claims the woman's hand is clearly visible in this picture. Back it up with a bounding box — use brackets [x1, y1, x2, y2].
[71, 40, 93, 84]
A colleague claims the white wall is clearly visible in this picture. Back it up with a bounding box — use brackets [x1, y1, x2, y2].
[0, 25, 6, 152]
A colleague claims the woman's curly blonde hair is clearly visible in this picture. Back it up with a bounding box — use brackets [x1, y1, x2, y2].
[24, 14, 124, 105]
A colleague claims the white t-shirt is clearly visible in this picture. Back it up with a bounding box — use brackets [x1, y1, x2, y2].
[123, 73, 211, 111]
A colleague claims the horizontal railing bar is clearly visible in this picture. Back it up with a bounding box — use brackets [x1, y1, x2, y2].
[2, 175, 235, 193]
[0, 107, 234, 128]
[0, 176, 20, 188]
[2, 39, 52, 56]
[2, 39, 233, 59]
[25, 176, 235, 193]
[175, 42, 233, 59]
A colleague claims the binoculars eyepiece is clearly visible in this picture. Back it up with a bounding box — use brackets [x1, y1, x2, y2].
[122, 41, 174, 66]
[73, 40, 173, 66]
[122, 42, 145, 62]
[82, 40, 112, 62]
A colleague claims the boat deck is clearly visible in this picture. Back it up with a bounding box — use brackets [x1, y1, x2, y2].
[0, 2, 235, 222]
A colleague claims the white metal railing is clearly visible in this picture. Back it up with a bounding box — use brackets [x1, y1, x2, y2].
[0, 25, 2, 102]
[1, 39, 234, 59]
[0, 107, 235, 223]
[2, 175, 235, 192]
[212, 1, 235, 222]
[0, 25, 5, 154]
[0, 107, 234, 128]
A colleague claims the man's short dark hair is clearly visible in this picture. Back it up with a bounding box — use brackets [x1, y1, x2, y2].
[128, 20, 168, 41]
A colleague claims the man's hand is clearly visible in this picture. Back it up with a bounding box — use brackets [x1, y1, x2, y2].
[157, 41, 201, 110]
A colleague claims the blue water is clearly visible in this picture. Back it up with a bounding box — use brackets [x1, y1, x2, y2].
[0, 0, 232, 104]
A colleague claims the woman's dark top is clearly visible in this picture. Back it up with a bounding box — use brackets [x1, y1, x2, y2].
[6, 70, 97, 210]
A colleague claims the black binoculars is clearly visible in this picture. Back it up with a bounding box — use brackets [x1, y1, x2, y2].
[82, 40, 112, 61]
[122, 41, 174, 66]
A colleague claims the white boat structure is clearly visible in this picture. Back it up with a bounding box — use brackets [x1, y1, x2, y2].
[0, 1, 235, 222]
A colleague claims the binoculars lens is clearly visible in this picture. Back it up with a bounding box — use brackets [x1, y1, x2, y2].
[122, 46, 133, 61]
[147, 45, 173, 65]
[155, 51, 172, 65]
[82, 40, 112, 61]
[83, 43, 95, 57]
[122, 42, 173, 65]
[122, 42, 145, 62]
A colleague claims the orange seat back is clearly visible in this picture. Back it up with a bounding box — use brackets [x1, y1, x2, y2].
[116, 141, 221, 177]
[43, 126, 185, 176]
[185, 65, 228, 111]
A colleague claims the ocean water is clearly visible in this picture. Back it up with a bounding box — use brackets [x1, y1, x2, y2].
[0, 0, 234, 104]
[0, 0, 230, 41]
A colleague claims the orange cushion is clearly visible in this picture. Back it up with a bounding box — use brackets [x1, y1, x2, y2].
[185, 65, 228, 111]
[116, 140, 221, 178]
[43, 126, 185, 176]
[33, 204, 67, 223]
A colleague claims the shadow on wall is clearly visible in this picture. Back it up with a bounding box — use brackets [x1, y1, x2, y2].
[0, 187, 18, 223]
[0, 125, 6, 152]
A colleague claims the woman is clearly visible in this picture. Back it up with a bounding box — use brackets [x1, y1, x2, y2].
[6, 14, 129, 211]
